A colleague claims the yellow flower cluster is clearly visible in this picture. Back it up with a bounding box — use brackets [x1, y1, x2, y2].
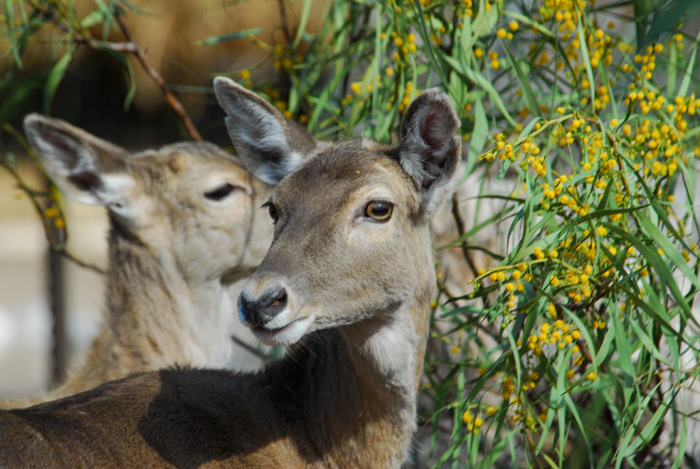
[461, 409, 485, 434]
[44, 205, 65, 229]
[480, 133, 542, 164]
[539, 0, 586, 25]
[525, 320, 581, 356]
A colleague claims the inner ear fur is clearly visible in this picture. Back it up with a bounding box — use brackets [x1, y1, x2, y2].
[213, 76, 320, 185]
[398, 89, 461, 192]
[24, 114, 130, 206]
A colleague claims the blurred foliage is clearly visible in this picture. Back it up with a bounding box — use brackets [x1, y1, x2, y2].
[3, 0, 700, 467]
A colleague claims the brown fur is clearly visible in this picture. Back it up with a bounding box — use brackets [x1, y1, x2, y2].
[0, 82, 461, 467]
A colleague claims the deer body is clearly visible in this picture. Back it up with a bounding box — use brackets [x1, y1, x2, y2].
[0, 79, 460, 467]
[1, 122, 278, 408]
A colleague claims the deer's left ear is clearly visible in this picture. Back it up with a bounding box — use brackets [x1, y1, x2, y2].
[397, 89, 461, 219]
[214, 76, 321, 185]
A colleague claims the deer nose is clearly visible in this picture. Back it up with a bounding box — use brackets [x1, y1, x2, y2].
[238, 286, 288, 328]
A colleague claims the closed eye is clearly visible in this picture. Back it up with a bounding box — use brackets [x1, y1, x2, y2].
[205, 183, 239, 201]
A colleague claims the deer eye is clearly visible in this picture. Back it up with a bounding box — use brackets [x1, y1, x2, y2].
[263, 202, 278, 222]
[205, 183, 237, 201]
[365, 201, 393, 222]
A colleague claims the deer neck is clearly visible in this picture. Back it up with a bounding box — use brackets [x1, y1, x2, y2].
[275, 258, 434, 466]
[73, 216, 236, 385]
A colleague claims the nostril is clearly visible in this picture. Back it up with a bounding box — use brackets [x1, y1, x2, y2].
[239, 286, 288, 328]
[268, 288, 287, 309]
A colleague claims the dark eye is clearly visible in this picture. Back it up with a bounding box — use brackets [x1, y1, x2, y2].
[263, 202, 278, 222]
[365, 201, 393, 222]
[205, 183, 237, 201]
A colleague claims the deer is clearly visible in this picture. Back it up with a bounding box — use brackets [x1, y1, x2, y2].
[0, 77, 460, 467]
[0, 114, 304, 408]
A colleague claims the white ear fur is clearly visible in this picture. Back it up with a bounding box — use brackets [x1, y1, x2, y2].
[213, 77, 320, 185]
[397, 89, 461, 218]
[24, 114, 132, 208]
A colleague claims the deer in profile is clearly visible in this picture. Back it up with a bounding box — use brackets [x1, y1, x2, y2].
[0, 78, 460, 467]
[0, 114, 317, 407]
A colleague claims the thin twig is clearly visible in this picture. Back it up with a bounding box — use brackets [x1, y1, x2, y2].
[54, 248, 104, 275]
[112, 13, 202, 142]
[277, 0, 293, 44]
[451, 192, 479, 278]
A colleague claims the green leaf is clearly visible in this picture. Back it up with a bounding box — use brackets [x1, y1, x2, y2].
[98, 46, 136, 111]
[442, 55, 517, 127]
[634, 0, 652, 49]
[293, 0, 313, 49]
[471, 0, 498, 40]
[196, 28, 266, 47]
[576, 16, 596, 107]
[636, 213, 700, 295]
[678, 30, 700, 98]
[43, 52, 72, 114]
[80, 10, 105, 29]
[0, 78, 42, 124]
[643, 0, 700, 48]
[502, 40, 541, 119]
[4, 0, 21, 66]
[464, 99, 487, 179]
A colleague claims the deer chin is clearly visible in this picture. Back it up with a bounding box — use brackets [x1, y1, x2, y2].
[250, 312, 315, 346]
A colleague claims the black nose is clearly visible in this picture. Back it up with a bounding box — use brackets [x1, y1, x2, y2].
[238, 286, 288, 327]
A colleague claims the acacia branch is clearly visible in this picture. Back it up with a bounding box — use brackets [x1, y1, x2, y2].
[45, 5, 203, 142]
[451, 192, 479, 278]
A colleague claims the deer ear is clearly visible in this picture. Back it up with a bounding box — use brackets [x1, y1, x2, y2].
[213, 76, 320, 185]
[24, 114, 132, 208]
[397, 89, 461, 217]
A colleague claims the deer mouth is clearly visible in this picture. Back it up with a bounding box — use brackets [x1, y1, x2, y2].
[250, 314, 314, 346]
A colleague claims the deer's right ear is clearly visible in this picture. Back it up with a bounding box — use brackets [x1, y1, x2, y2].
[24, 114, 131, 207]
[213, 76, 320, 185]
[397, 89, 461, 219]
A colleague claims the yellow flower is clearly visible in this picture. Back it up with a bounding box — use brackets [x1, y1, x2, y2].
[462, 410, 473, 424]
[44, 207, 60, 218]
[508, 21, 518, 31]
[497, 28, 507, 39]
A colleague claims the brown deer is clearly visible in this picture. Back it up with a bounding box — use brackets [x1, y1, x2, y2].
[0, 115, 299, 407]
[0, 78, 460, 467]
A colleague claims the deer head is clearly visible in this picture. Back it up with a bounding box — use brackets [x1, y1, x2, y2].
[24, 115, 272, 285]
[214, 77, 460, 347]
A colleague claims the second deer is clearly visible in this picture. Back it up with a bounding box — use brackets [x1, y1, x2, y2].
[1, 116, 313, 407]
